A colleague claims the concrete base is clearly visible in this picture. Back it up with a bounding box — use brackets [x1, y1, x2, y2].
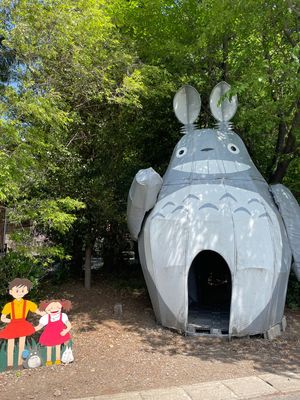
[264, 316, 287, 340]
[281, 315, 287, 332]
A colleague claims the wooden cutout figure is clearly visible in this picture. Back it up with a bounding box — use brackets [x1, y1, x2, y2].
[35, 299, 72, 366]
[0, 278, 45, 367]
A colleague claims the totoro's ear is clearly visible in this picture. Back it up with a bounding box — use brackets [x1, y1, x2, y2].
[209, 81, 238, 123]
[173, 85, 201, 132]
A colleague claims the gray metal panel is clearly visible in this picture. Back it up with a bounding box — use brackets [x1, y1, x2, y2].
[130, 127, 293, 336]
[270, 184, 300, 280]
[127, 168, 162, 240]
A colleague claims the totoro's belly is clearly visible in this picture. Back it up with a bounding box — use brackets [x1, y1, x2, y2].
[145, 183, 283, 275]
[140, 182, 290, 333]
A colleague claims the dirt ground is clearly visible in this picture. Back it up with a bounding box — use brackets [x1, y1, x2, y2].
[0, 277, 300, 400]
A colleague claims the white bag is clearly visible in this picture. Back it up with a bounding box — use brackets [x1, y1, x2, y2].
[61, 346, 74, 364]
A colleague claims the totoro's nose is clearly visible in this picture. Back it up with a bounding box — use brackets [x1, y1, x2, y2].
[201, 147, 214, 152]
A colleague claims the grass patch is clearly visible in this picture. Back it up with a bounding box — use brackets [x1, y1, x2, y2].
[0, 337, 73, 372]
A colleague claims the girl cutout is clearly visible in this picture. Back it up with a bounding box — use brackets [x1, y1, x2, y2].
[35, 299, 72, 366]
[0, 278, 45, 367]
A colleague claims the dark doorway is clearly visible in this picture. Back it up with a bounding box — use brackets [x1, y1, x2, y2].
[188, 250, 231, 335]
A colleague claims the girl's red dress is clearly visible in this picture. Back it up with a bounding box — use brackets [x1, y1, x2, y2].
[0, 300, 35, 339]
[39, 313, 71, 346]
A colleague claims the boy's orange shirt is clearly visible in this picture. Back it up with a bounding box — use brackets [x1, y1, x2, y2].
[1, 299, 37, 319]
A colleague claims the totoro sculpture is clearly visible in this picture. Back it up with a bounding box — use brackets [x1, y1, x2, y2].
[22, 346, 42, 369]
[127, 82, 300, 338]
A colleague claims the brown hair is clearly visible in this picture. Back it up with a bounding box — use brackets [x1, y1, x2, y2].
[8, 278, 33, 291]
[38, 299, 72, 312]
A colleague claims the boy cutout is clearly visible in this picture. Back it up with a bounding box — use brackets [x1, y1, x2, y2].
[0, 278, 45, 367]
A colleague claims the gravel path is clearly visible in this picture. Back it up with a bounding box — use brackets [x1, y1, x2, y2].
[0, 279, 299, 400]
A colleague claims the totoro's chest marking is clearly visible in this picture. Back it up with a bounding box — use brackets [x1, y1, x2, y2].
[151, 184, 271, 222]
[146, 184, 283, 273]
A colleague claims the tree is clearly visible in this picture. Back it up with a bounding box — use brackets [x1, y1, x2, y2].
[115, 0, 299, 188]
[0, 0, 146, 286]
[0, 2, 85, 268]
[0, 0, 298, 290]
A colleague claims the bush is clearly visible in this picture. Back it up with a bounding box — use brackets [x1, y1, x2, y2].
[0, 252, 46, 309]
[286, 270, 300, 310]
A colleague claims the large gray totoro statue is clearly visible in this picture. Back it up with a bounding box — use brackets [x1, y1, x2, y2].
[127, 82, 300, 338]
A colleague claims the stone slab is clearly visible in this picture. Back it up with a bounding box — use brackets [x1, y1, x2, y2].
[222, 376, 278, 398]
[281, 315, 287, 332]
[70, 398, 95, 400]
[71, 393, 143, 400]
[252, 393, 300, 400]
[94, 394, 142, 400]
[140, 387, 191, 400]
[183, 381, 238, 400]
[265, 324, 282, 340]
[260, 373, 300, 393]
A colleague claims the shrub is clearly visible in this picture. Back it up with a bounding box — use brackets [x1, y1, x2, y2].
[0, 252, 46, 308]
[286, 270, 300, 310]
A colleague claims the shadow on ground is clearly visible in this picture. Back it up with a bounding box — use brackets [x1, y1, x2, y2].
[54, 270, 300, 379]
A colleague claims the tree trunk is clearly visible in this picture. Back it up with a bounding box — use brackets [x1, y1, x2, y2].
[84, 243, 92, 290]
[268, 101, 300, 183]
[266, 121, 287, 181]
[269, 158, 293, 184]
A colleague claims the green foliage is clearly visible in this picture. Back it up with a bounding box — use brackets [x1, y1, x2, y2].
[0, 252, 46, 307]
[10, 197, 85, 235]
[0, 85, 72, 201]
[0, 0, 299, 285]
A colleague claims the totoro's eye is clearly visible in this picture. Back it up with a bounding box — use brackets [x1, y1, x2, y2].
[227, 143, 240, 154]
[176, 147, 187, 158]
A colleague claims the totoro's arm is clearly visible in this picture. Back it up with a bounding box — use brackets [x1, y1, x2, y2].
[270, 183, 300, 280]
[127, 167, 163, 241]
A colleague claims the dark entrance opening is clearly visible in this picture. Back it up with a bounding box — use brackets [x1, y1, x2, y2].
[188, 250, 231, 335]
